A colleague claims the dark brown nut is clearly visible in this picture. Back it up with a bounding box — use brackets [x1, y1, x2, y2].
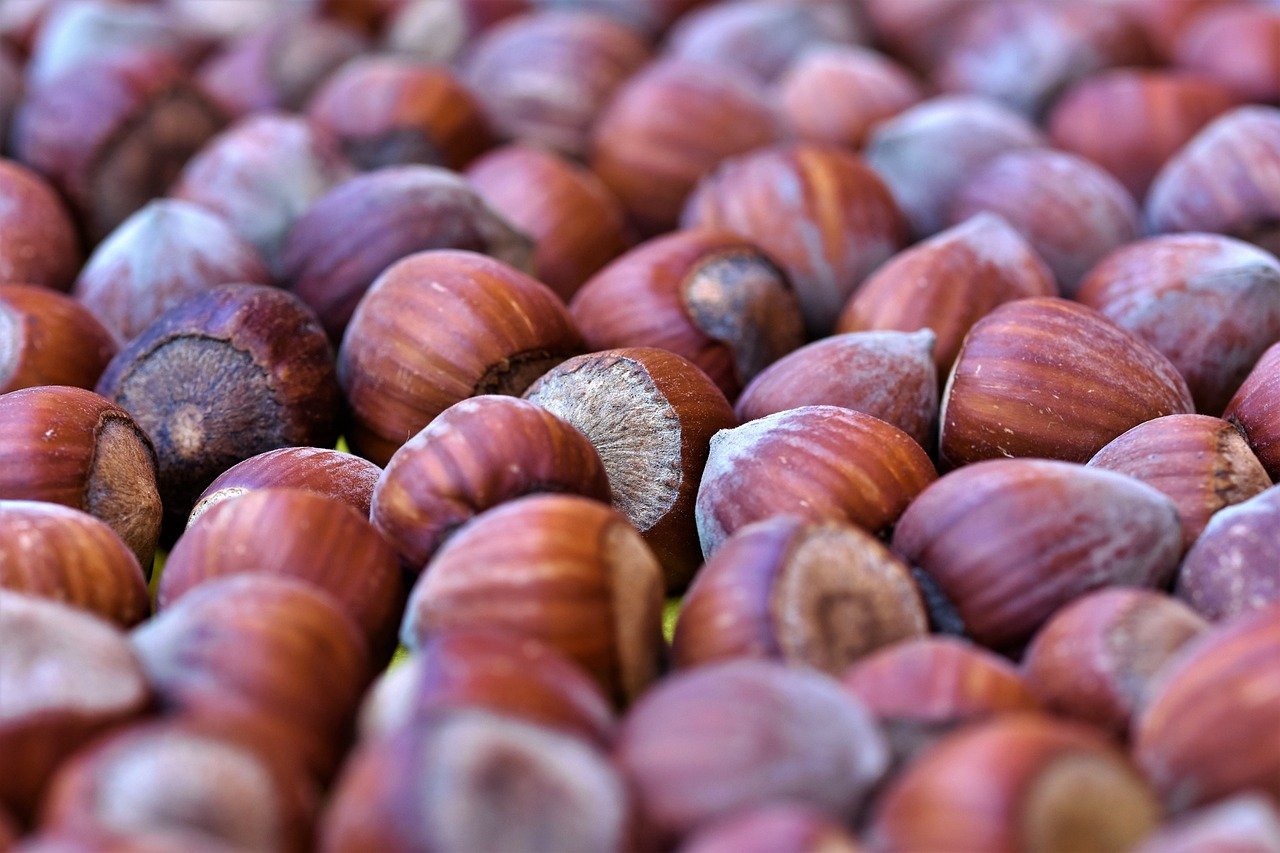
[0, 593, 150, 822]
[461, 10, 651, 159]
[523, 347, 737, 590]
[673, 516, 927, 674]
[1047, 70, 1239, 199]
[321, 711, 632, 853]
[868, 716, 1161, 853]
[371, 395, 611, 573]
[25, 0, 194, 87]
[73, 200, 273, 342]
[863, 94, 1045, 239]
[1021, 589, 1208, 738]
[39, 721, 318, 853]
[860, 0, 974, 72]
[0, 386, 161, 569]
[892, 459, 1184, 651]
[196, 17, 367, 118]
[1088, 415, 1271, 551]
[158, 488, 403, 660]
[0, 501, 149, 626]
[282, 167, 535, 342]
[682, 143, 907, 337]
[1175, 6, 1280, 103]
[835, 214, 1055, 375]
[679, 805, 862, 853]
[663, 0, 863, 83]
[0, 160, 81, 292]
[590, 58, 778, 236]
[570, 229, 804, 400]
[777, 44, 923, 149]
[189, 447, 381, 527]
[940, 297, 1195, 466]
[1077, 234, 1280, 415]
[466, 144, 633, 301]
[1134, 602, 1280, 810]
[1177, 486, 1280, 622]
[401, 494, 664, 707]
[96, 284, 341, 534]
[0, 284, 118, 394]
[337, 250, 581, 466]
[358, 627, 616, 748]
[1146, 106, 1280, 255]
[382, 0, 531, 65]
[696, 405, 936, 557]
[172, 113, 355, 274]
[948, 149, 1140, 295]
[307, 57, 491, 172]
[12, 50, 226, 241]
[132, 574, 371, 779]
[1131, 795, 1280, 853]
[1225, 342, 1280, 481]
[616, 659, 889, 846]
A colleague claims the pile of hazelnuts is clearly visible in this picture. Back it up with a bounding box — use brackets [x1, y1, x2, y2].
[2, 0, 1279, 849]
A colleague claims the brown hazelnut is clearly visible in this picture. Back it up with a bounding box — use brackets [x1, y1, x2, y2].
[892, 458, 1184, 651]
[0, 160, 81, 292]
[1021, 588, 1208, 738]
[1120, 0, 1230, 61]
[859, 0, 974, 72]
[1177, 485, 1280, 621]
[569, 229, 805, 400]
[673, 516, 927, 674]
[0, 386, 161, 569]
[696, 405, 936, 557]
[1225, 341, 1280, 481]
[282, 167, 535, 342]
[523, 347, 735, 591]
[72, 200, 273, 342]
[371, 395, 611, 573]
[682, 142, 907, 336]
[679, 805, 862, 853]
[337, 250, 581, 466]
[940, 297, 1195, 466]
[0, 501, 149, 627]
[466, 144, 634, 301]
[96, 284, 341, 534]
[1131, 795, 1280, 853]
[401, 494, 665, 706]
[0, 284, 118, 394]
[1174, 6, 1280, 103]
[24, 0, 195, 87]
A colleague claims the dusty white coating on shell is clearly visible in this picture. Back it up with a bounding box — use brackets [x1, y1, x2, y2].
[386, 0, 469, 63]
[27, 0, 181, 85]
[947, 211, 1045, 271]
[1181, 487, 1280, 617]
[0, 297, 18, 387]
[1133, 795, 1280, 852]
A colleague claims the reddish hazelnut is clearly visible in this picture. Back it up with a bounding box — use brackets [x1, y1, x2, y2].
[0, 284, 118, 393]
[569, 229, 805, 400]
[1175, 6, 1280, 103]
[859, 0, 974, 70]
[682, 143, 908, 336]
[590, 58, 778, 236]
[892, 459, 1184, 651]
[1131, 795, 1280, 853]
[371, 395, 611, 572]
[1177, 486, 1280, 621]
[401, 494, 665, 706]
[1225, 341, 1280, 480]
[337, 250, 581, 466]
[282, 167, 535, 342]
[523, 347, 736, 591]
[0, 160, 82, 292]
[940, 297, 1195, 466]
[680, 805, 862, 853]
[1120, 0, 1231, 61]
[25, 0, 195, 87]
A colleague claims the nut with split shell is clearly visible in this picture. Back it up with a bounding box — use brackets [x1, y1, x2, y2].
[1177, 485, 1280, 621]
[0, 284, 118, 395]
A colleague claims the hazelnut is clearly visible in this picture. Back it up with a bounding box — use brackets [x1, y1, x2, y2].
[523, 347, 736, 591]
[24, 0, 195, 87]
[15, 827, 246, 852]
[892, 458, 1184, 651]
[337, 250, 581, 466]
[695, 405, 936, 557]
[0, 385, 161, 569]
[1174, 6, 1280, 103]
[0, 46, 18, 146]
[460, 10, 651, 159]
[590, 58, 778, 236]
[1131, 795, 1280, 853]
[569, 229, 805, 400]
[466, 144, 634, 301]
[0, 501, 149, 626]
[169, 0, 314, 43]
[615, 659, 888, 846]
[1177, 485, 1280, 621]
[383, 0, 531, 65]
[12, 50, 226, 241]
[679, 805, 861, 853]
[940, 297, 1195, 466]
[1121, 0, 1230, 61]
[0, 160, 81, 292]
[683, 143, 908, 336]
[400, 494, 665, 707]
[1088, 415, 1271, 551]
[0, 284, 118, 394]
[673, 516, 927, 674]
[1021, 588, 1208, 738]
[867, 715, 1161, 852]
[73, 200, 273, 342]
[282, 167, 535, 343]
[96, 284, 341, 534]
[371, 395, 611, 573]
[859, 0, 976, 72]
[1225, 341, 1280, 480]
[835, 214, 1056, 375]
